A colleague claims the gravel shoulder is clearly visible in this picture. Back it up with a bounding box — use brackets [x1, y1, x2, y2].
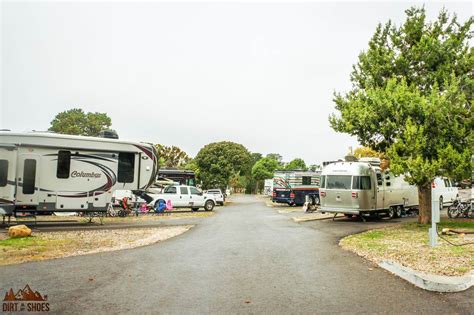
[0, 226, 192, 266]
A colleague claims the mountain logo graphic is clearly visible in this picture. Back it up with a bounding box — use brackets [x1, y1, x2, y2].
[3, 285, 47, 302]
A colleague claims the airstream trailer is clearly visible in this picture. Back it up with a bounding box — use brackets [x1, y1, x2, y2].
[0, 131, 158, 217]
[319, 159, 418, 218]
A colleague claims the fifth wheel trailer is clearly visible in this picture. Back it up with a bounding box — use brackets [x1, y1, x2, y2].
[0, 131, 158, 217]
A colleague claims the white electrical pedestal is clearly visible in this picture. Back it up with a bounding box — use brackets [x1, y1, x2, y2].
[429, 198, 440, 247]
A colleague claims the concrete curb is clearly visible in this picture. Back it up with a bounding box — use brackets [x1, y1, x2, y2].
[292, 215, 335, 222]
[379, 261, 474, 292]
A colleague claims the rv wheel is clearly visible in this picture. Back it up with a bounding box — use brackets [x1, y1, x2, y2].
[387, 207, 396, 219]
[394, 206, 402, 218]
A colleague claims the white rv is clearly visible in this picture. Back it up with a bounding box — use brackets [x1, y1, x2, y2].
[319, 159, 418, 218]
[0, 131, 158, 216]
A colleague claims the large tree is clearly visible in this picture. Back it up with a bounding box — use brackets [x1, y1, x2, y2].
[285, 158, 308, 171]
[353, 146, 384, 159]
[330, 7, 473, 223]
[194, 141, 251, 190]
[252, 158, 280, 180]
[49, 108, 112, 136]
[155, 144, 191, 169]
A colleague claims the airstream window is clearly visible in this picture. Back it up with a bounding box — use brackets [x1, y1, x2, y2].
[352, 176, 371, 190]
[0, 160, 8, 187]
[320, 176, 326, 188]
[326, 175, 352, 189]
[57, 150, 71, 178]
[118, 152, 135, 183]
[376, 173, 383, 186]
[302, 176, 312, 185]
[23, 159, 36, 194]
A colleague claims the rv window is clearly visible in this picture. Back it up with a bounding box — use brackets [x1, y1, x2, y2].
[376, 173, 383, 186]
[320, 175, 326, 188]
[302, 176, 312, 185]
[164, 186, 177, 194]
[23, 159, 36, 195]
[57, 150, 71, 179]
[180, 187, 189, 195]
[118, 152, 135, 183]
[187, 178, 196, 186]
[352, 176, 371, 190]
[0, 160, 8, 187]
[326, 175, 352, 190]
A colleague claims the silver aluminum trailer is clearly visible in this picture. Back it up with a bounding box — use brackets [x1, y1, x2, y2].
[319, 160, 418, 218]
[0, 131, 158, 216]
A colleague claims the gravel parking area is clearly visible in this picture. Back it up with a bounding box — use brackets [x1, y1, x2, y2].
[0, 225, 192, 266]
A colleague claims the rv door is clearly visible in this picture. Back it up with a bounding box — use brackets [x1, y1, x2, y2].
[375, 171, 385, 210]
[0, 147, 17, 211]
[16, 154, 41, 205]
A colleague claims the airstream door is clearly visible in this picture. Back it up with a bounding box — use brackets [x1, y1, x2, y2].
[375, 171, 385, 210]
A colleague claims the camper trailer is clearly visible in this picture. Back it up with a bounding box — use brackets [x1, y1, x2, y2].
[272, 170, 321, 206]
[0, 131, 158, 216]
[319, 158, 418, 218]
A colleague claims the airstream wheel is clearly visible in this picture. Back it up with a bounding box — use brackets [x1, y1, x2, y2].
[387, 207, 396, 219]
[394, 206, 403, 218]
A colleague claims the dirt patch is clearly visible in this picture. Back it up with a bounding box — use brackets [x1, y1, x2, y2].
[13, 211, 214, 224]
[0, 226, 192, 266]
[340, 221, 474, 276]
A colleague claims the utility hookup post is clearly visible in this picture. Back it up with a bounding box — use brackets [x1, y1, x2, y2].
[429, 196, 440, 247]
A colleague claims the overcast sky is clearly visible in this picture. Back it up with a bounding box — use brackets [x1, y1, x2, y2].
[1, 1, 472, 165]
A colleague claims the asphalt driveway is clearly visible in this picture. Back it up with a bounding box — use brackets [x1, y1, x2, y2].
[0, 195, 472, 314]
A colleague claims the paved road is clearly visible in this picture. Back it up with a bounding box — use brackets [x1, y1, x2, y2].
[0, 195, 472, 314]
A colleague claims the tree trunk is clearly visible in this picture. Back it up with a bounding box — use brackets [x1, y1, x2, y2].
[418, 184, 432, 224]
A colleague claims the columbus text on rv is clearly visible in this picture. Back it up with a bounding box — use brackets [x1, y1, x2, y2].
[0, 131, 158, 217]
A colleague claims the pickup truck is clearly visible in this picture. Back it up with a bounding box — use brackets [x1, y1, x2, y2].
[143, 185, 216, 211]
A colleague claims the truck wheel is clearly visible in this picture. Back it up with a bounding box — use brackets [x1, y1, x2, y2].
[387, 207, 396, 219]
[204, 200, 215, 211]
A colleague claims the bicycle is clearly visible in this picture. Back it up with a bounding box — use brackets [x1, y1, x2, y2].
[447, 199, 472, 218]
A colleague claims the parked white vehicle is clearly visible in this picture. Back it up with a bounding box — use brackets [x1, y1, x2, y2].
[319, 159, 418, 219]
[0, 131, 158, 216]
[143, 185, 216, 211]
[205, 189, 225, 206]
[432, 177, 459, 209]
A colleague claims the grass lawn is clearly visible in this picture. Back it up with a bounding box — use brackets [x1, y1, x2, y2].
[0, 226, 192, 266]
[340, 220, 474, 276]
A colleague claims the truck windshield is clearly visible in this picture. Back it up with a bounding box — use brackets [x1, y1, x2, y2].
[326, 175, 352, 190]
